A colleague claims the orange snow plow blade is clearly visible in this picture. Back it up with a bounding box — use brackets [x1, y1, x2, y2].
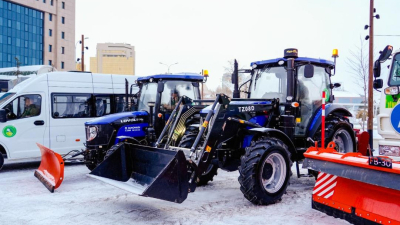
[34, 143, 64, 193]
[303, 142, 400, 224]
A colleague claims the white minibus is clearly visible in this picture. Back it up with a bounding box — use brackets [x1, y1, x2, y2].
[0, 71, 138, 168]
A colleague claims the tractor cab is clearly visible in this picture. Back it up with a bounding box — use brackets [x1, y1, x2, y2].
[248, 49, 339, 137]
[83, 73, 206, 170]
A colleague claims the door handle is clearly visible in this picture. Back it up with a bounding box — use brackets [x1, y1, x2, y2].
[34, 120, 45, 126]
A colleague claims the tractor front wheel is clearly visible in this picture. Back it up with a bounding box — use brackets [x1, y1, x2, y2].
[178, 131, 218, 186]
[238, 137, 292, 205]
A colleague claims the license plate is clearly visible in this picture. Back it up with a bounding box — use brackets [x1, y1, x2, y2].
[368, 156, 392, 169]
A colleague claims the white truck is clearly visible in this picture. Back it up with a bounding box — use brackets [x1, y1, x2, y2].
[0, 71, 138, 169]
[377, 48, 400, 161]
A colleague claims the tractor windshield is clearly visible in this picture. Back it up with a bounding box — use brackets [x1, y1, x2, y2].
[249, 66, 287, 101]
[138, 81, 200, 113]
[389, 53, 400, 86]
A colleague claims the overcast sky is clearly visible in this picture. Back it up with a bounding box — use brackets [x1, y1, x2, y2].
[75, 0, 400, 93]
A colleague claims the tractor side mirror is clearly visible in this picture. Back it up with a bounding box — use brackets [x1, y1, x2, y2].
[373, 60, 381, 78]
[157, 82, 164, 93]
[373, 79, 383, 89]
[304, 64, 314, 78]
[378, 45, 393, 63]
[330, 83, 341, 89]
[0, 109, 7, 123]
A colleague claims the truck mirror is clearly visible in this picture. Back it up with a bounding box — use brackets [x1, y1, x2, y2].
[304, 64, 314, 78]
[157, 82, 164, 93]
[0, 109, 6, 123]
[373, 79, 383, 89]
[373, 60, 381, 78]
[378, 45, 393, 63]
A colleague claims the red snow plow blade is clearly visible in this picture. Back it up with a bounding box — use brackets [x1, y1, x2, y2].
[34, 143, 64, 193]
[303, 142, 400, 224]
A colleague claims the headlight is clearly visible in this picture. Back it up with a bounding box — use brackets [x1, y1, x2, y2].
[384, 86, 399, 95]
[87, 126, 98, 141]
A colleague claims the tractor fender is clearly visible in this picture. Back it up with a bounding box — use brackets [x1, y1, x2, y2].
[308, 103, 353, 139]
[247, 128, 298, 161]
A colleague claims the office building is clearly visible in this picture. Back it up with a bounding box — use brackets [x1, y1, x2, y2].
[90, 43, 135, 75]
[0, 0, 75, 70]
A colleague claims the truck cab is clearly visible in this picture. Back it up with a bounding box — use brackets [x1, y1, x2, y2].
[377, 48, 400, 161]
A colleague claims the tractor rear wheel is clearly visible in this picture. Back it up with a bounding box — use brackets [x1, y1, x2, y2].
[178, 131, 218, 186]
[238, 137, 292, 205]
[0, 153, 4, 170]
[314, 116, 356, 153]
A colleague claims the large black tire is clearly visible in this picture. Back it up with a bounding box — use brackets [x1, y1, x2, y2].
[238, 137, 292, 205]
[0, 153, 4, 170]
[178, 131, 218, 186]
[313, 116, 356, 153]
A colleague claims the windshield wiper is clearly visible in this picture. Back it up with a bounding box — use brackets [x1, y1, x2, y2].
[254, 65, 271, 88]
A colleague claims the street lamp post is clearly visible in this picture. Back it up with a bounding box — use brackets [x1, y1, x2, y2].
[159, 62, 178, 74]
[76, 36, 89, 71]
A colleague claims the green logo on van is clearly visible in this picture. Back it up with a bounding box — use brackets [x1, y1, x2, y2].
[2, 125, 17, 138]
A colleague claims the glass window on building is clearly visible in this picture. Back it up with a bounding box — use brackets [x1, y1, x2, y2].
[62, 47, 65, 54]
[62, 17, 65, 24]
[49, 60, 52, 65]
[61, 62, 64, 69]
[0, 0, 44, 67]
[49, 44, 52, 52]
[49, 29, 52, 36]
[62, 2, 65, 9]
[51, 0, 53, 6]
[61, 31, 65, 39]
[43, 0, 46, 3]
[49, 13, 52, 21]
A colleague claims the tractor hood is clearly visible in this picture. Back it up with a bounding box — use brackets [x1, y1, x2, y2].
[200, 100, 273, 114]
[85, 111, 149, 126]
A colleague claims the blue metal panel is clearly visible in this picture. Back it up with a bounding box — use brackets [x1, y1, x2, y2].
[308, 104, 331, 131]
[248, 115, 268, 127]
[229, 101, 272, 105]
[115, 123, 149, 144]
[250, 57, 334, 67]
[242, 135, 254, 149]
[85, 111, 149, 125]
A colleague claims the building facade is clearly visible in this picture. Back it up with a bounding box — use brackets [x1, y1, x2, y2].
[0, 0, 75, 71]
[90, 43, 135, 75]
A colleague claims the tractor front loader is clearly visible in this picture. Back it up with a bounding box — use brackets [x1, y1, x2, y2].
[90, 48, 357, 205]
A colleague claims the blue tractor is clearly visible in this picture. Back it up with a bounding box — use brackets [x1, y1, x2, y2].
[83, 73, 210, 170]
[89, 49, 356, 205]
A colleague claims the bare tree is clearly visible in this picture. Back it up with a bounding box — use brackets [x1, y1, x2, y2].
[220, 59, 250, 98]
[347, 37, 369, 130]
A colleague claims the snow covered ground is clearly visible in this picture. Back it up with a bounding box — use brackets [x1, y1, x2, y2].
[0, 162, 349, 225]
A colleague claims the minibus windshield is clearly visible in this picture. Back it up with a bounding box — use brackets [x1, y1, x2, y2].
[0, 92, 16, 106]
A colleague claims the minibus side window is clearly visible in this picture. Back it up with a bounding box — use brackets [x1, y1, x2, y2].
[52, 94, 93, 118]
[94, 95, 111, 117]
[3, 94, 42, 120]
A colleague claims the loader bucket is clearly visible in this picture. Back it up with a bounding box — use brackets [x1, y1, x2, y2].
[89, 143, 189, 203]
[34, 143, 64, 193]
[303, 142, 400, 224]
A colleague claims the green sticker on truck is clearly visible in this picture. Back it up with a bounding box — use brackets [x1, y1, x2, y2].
[2, 125, 17, 138]
[385, 94, 400, 108]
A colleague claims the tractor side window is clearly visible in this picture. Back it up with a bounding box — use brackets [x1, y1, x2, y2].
[296, 65, 330, 135]
[389, 53, 400, 86]
[52, 94, 93, 118]
[138, 83, 158, 112]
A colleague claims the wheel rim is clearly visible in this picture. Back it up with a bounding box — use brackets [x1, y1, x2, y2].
[332, 128, 353, 153]
[260, 152, 287, 193]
